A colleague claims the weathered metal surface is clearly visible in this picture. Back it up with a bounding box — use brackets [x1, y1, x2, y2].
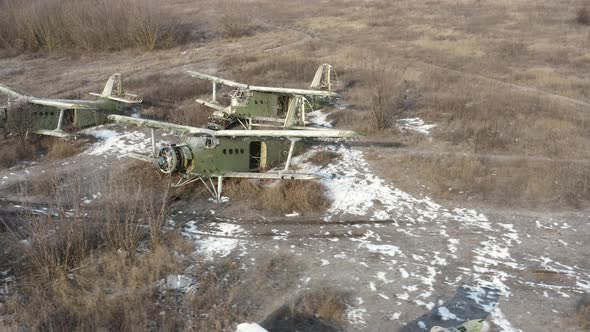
[109, 114, 358, 138]
[187, 65, 340, 130]
[108, 114, 216, 135]
[0, 74, 141, 137]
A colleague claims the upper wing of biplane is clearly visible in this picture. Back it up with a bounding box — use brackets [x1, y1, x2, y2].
[108, 115, 357, 138]
[28, 98, 99, 110]
[186, 70, 339, 98]
[0, 84, 99, 110]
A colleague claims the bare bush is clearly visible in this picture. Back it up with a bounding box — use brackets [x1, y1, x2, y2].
[168, 102, 211, 127]
[4, 165, 184, 330]
[369, 71, 416, 131]
[4, 102, 34, 141]
[290, 287, 351, 326]
[225, 179, 330, 213]
[0, 0, 191, 52]
[578, 6, 590, 25]
[216, 1, 257, 39]
[43, 138, 85, 160]
[0, 139, 34, 168]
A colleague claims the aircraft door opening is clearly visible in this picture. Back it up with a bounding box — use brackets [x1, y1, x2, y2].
[249, 141, 261, 171]
[249, 141, 268, 171]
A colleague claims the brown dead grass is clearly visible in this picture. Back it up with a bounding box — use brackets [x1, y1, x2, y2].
[291, 287, 351, 327]
[0, 140, 34, 168]
[215, 0, 259, 39]
[3, 162, 187, 330]
[43, 138, 86, 160]
[382, 153, 590, 208]
[306, 150, 340, 167]
[187, 254, 302, 331]
[0, 0, 191, 52]
[224, 179, 330, 213]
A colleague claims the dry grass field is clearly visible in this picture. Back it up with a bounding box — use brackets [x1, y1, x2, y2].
[2, 0, 590, 331]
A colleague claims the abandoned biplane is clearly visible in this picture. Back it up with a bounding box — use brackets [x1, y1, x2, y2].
[108, 114, 357, 200]
[0, 74, 142, 138]
[187, 63, 338, 130]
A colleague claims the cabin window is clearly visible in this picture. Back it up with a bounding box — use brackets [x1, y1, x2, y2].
[240, 148, 245, 154]
[254, 101, 258, 104]
[222, 149, 227, 154]
[229, 149, 233, 155]
[50, 112, 54, 116]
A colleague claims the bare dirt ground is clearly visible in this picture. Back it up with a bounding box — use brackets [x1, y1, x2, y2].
[2, 0, 590, 331]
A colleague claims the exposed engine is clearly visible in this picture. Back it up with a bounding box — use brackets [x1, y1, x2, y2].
[157, 145, 193, 174]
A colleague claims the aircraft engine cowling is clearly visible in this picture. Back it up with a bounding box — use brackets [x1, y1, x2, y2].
[157, 145, 193, 174]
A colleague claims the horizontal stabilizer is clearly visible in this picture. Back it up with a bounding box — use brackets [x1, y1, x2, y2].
[88, 93, 143, 104]
[187, 71, 249, 89]
[34, 129, 76, 139]
[195, 99, 227, 111]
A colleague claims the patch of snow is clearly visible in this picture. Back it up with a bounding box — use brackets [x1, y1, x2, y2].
[235, 323, 268, 332]
[437, 306, 458, 321]
[183, 221, 245, 260]
[365, 244, 400, 257]
[397, 118, 437, 135]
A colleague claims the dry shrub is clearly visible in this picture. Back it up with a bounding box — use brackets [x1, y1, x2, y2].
[4, 102, 34, 140]
[216, 1, 258, 39]
[258, 181, 329, 213]
[388, 154, 590, 207]
[578, 6, 590, 25]
[9, 245, 184, 331]
[577, 294, 590, 329]
[0, 140, 34, 168]
[168, 102, 211, 127]
[306, 150, 340, 167]
[43, 138, 85, 160]
[225, 179, 330, 213]
[327, 108, 374, 134]
[261, 286, 350, 331]
[187, 255, 301, 331]
[290, 287, 351, 327]
[4, 166, 184, 330]
[128, 74, 210, 109]
[0, 0, 191, 52]
[369, 70, 418, 131]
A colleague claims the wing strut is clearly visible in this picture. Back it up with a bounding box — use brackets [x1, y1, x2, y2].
[282, 138, 300, 172]
[56, 109, 65, 131]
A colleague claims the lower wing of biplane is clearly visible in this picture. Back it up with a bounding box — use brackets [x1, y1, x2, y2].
[108, 114, 357, 200]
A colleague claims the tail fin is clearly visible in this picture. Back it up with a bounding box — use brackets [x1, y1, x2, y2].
[310, 64, 338, 92]
[90, 73, 142, 104]
[101, 73, 123, 98]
